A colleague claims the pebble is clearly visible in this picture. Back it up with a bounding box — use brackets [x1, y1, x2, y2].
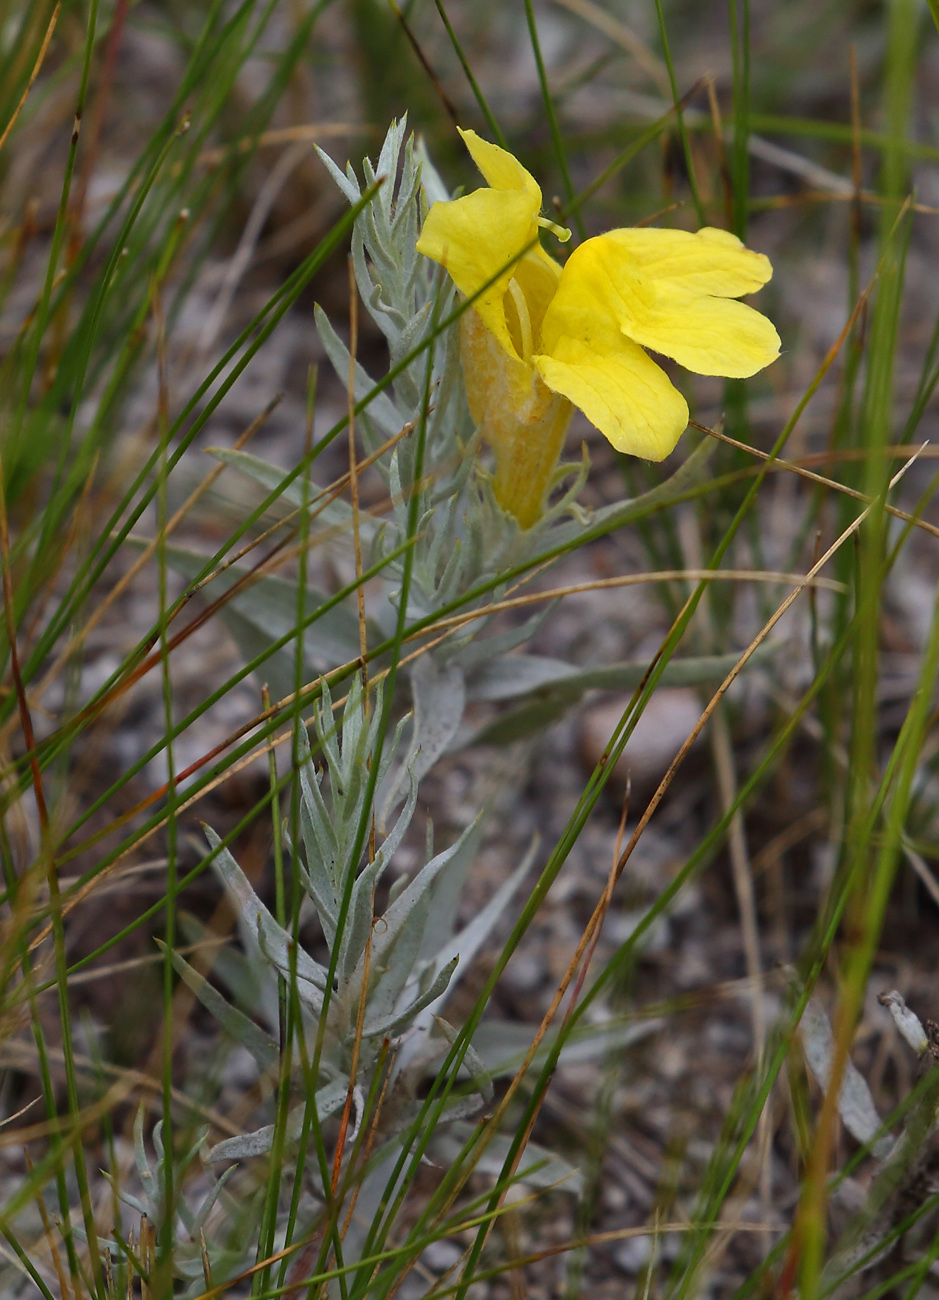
[580, 688, 704, 788]
[421, 1240, 463, 1273]
[613, 1234, 653, 1274]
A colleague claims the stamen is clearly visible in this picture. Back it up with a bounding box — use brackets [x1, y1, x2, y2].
[537, 216, 572, 243]
[507, 278, 533, 363]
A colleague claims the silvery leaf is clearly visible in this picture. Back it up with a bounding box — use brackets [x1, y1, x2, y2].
[205, 827, 328, 1011]
[205, 447, 358, 533]
[361, 956, 459, 1040]
[438, 1095, 486, 1124]
[189, 1166, 236, 1235]
[381, 655, 465, 817]
[469, 1016, 661, 1078]
[362, 818, 481, 1025]
[178, 911, 272, 1023]
[151, 542, 365, 698]
[298, 751, 343, 902]
[801, 996, 892, 1159]
[337, 850, 387, 987]
[467, 653, 586, 701]
[437, 1125, 583, 1195]
[314, 307, 405, 438]
[498, 1137, 583, 1193]
[376, 115, 408, 205]
[114, 1188, 149, 1218]
[314, 144, 361, 204]
[414, 135, 450, 206]
[432, 1015, 494, 1105]
[455, 604, 555, 675]
[337, 766, 420, 984]
[879, 990, 929, 1055]
[134, 1106, 158, 1210]
[467, 646, 777, 746]
[157, 940, 278, 1071]
[255, 914, 327, 1014]
[470, 648, 778, 704]
[415, 839, 534, 1023]
[208, 1082, 347, 1162]
[376, 761, 419, 864]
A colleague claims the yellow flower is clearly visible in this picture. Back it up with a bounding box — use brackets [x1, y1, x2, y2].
[416, 128, 780, 528]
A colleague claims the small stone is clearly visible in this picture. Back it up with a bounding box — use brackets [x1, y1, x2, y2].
[613, 1234, 653, 1274]
[422, 1239, 462, 1274]
[504, 951, 544, 993]
[580, 689, 704, 789]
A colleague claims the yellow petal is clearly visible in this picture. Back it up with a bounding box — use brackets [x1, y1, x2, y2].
[548, 236, 781, 378]
[534, 315, 689, 461]
[603, 225, 773, 297]
[457, 128, 542, 206]
[417, 188, 539, 356]
[417, 131, 560, 363]
[627, 287, 781, 376]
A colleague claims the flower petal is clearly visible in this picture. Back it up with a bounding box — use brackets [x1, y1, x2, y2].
[534, 318, 689, 461]
[417, 188, 538, 355]
[603, 225, 773, 297]
[458, 128, 542, 206]
[627, 285, 781, 376]
[548, 235, 780, 378]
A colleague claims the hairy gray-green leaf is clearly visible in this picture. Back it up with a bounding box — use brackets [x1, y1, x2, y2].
[382, 656, 465, 814]
[361, 956, 459, 1041]
[206, 447, 368, 536]
[314, 307, 406, 439]
[150, 540, 365, 702]
[360, 818, 482, 1030]
[801, 996, 892, 1159]
[208, 1082, 347, 1163]
[467, 646, 777, 745]
[438, 1125, 583, 1195]
[414, 840, 536, 1027]
[205, 826, 328, 1010]
[158, 939, 278, 1072]
[432, 1015, 494, 1105]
